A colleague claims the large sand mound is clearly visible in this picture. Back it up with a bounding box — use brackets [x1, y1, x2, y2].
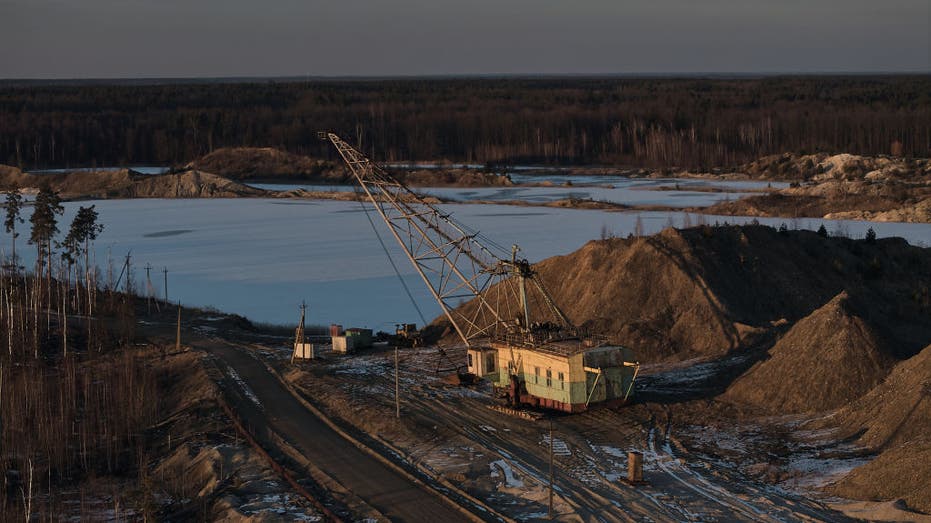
[722, 292, 894, 413]
[187, 147, 342, 182]
[831, 441, 931, 515]
[0, 167, 265, 199]
[832, 343, 931, 449]
[125, 170, 267, 198]
[801, 345, 931, 512]
[447, 226, 931, 364]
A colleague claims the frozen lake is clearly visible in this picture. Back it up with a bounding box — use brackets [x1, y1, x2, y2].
[250, 176, 788, 208]
[2, 198, 928, 331]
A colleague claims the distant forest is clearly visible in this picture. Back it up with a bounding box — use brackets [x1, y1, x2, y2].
[1, 76, 929, 170]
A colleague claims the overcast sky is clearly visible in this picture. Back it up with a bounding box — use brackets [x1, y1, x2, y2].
[1, 0, 928, 78]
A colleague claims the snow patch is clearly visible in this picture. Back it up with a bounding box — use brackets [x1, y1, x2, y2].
[490, 459, 524, 488]
[541, 434, 571, 456]
[226, 367, 262, 408]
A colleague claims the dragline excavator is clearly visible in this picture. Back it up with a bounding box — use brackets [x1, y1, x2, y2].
[321, 132, 639, 413]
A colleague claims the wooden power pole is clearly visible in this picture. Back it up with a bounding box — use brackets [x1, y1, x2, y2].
[395, 346, 400, 419]
[144, 263, 152, 315]
[175, 302, 181, 352]
[291, 301, 306, 364]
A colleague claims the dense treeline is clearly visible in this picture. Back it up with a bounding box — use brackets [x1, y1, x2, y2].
[1, 76, 929, 170]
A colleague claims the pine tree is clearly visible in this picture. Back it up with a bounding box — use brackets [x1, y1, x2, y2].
[61, 206, 104, 268]
[62, 205, 104, 323]
[3, 190, 24, 264]
[29, 185, 64, 285]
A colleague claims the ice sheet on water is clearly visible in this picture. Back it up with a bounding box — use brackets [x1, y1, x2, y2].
[253, 175, 787, 208]
[2, 198, 928, 329]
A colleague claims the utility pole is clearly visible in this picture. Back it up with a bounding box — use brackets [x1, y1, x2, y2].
[549, 418, 555, 519]
[395, 346, 400, 419]
[124, 253, 131, 293]
[175, 301, 181, 352]
[292, 301, 306, 364]
[114, 251, 132, 293]
[162, 267, 168, 303]
[144, 263, 152, 316]
[62, 290, 67, 357]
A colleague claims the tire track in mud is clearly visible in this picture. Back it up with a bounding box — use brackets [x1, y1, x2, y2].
[317, 347, 726, 522]
[404, 393, 632, 522]
[646, 428, 781, 522]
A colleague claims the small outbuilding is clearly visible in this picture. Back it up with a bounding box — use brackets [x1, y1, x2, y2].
[332, 327, 373, 353]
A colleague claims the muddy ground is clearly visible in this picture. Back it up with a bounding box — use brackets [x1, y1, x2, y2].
[125, 293, 931, 522]
[214, 336, 896, 522]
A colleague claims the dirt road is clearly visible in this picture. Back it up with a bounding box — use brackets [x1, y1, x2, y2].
[202, 341, 476, 523]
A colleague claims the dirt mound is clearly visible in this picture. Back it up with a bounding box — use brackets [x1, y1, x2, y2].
[444, 225, 931, 364]
[187, 147, 345, 182]
[829, 343, 931, 449]
[0, 167, 266, 199]
[537, 229, 745, 361]
[722, 292, 895, 413]
[123, 170, 267, 198]
[708, 153, 931, 223]
[825, 345, 931, 514]
[0, 167, 138, 196]
[740, 153, 930, 182]
[831, 499, 931, 523]
[580, 226, 930, 364]
[824, 198, 931, 223]
[831, 441, 931, 515]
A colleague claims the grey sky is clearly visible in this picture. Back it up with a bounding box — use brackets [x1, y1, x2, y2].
[1, 0, 928, 78]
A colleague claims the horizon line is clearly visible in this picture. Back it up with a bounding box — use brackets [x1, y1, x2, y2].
[1, 71, 930, 85]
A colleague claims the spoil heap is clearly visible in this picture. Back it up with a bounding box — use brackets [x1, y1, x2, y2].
[446, 226, 931, 364]
[0, 166, 266, 199]
[722, 292, 894, 413]
[827, 344, 931, 513]
[187, 147, 343, 182]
